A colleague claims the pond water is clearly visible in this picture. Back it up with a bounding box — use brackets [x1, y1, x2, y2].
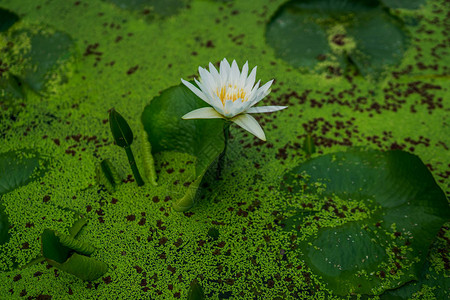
[0, 0, 448, 299]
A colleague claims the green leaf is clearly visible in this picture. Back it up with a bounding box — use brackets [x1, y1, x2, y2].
[55, 232, 96, 256]
[15, 29, 75, 93]
[49, 253, 109, 282]
[109, 109, 144, 186]
[0, 8, 19, 32]
[109, 109, 134, 148]
[282, 150, 450, 296]
[380, 261, 450, 299]
[41, 228, 108, 281]
[347, 12, 408, 77]
[171, 173, 205, 212]
[266, 4, 331, 69]
[266, 0, 409, 77]
[142, 84, 225, 177]
[68, 217, 88, 238]
[41, 229, 72, 264]
[280, 210, 317, 231]
[95, 159, 121, 193]
[141, 84, 225, 211]
[302, 133, 316, 158]
[187, 279, 205, 300]
[0, 150, 46, 196]
[0, 201, 10, 245]
[141, 129, 158, 186]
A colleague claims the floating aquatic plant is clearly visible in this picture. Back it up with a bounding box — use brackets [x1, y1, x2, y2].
[40, 218, 108, 281]
[181, 58, 287, 176]
[109, 108, 144, 186]
[181, 58, 287, 141]
[302, 133, 316, 159]
[95, 159, 121, 193]
[281, 149, 450, 296]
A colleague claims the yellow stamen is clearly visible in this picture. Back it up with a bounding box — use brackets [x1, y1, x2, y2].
[216, 85, 247, 105]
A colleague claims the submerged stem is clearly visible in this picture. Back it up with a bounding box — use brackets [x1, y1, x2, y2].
[125, 146, 144, 186]
[217, 122, 231, 179]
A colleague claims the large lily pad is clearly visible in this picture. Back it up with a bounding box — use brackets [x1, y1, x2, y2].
[380, 261, 449, 299]
[18, 29, 75, 93]
[0, 150, 47, 247]
[141, 84, 225, 211]
[1, 25, 75, 94]
[0, 8, 19, 32]
[0, 150, 47, 196]
[266, 0, 409, 77]
[282, 150, 450, 296]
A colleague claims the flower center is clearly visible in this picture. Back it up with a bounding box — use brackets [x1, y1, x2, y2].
[216, 85, 247, 105]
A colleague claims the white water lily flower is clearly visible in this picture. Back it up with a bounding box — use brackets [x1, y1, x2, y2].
[181, 58, 287, 141]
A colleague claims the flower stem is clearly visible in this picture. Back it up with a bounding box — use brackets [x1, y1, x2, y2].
[125, 146, 144, 186]
[217, 122, 230, 179]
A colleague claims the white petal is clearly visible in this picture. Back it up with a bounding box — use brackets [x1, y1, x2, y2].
[250, 89, 271, 106]
[231, 60, 240, 86]
[209, 62, 220, 86]
[246, 80, 261, 103]
[244, 66, 257, 91]
[223, 100, 235, 118]
[194, 78, 207, 93]
[248, 79, 272, 106]
[194, 78, 215, 104]
[250, 79, 261, 95]
[231, 114, 266, 141]
[220, 58, 231, 80]
[210, 94, 226, 115]
[199, 67, 215, 91]
[181, 79, 211, 105]
[258, 79, 274, 95]
[241, 100, 255, 113]
[246, 106, 287, 113]
[239, 61, 249, 86]
[182, 107, 224, 119]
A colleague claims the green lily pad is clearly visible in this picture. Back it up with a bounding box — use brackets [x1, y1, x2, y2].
[0, 150, 47, 247]
[0, 8, 19, 32]
[282, 150, 450, 296]
[141, 84, 225, 211]
[266, 0, 409, 77]
[347, 12, 408, 77]
[1, 26, 76, 94]
[381, 261, 449, 299]
[0, 150, 47, 196]
[18, 29, 75, 93]
[265, 6, 331, 69]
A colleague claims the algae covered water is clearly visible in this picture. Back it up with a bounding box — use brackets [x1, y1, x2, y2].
[0, 0, 449, 298]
